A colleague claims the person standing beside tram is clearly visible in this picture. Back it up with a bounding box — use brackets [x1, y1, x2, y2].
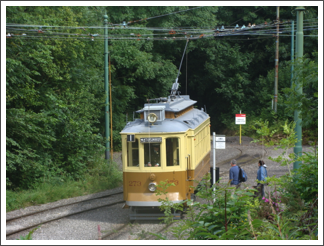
[257, 160, 268, 198]
[229, 159, 241, 191]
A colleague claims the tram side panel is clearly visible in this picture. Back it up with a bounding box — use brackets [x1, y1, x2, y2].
[191, 120, 211, 190]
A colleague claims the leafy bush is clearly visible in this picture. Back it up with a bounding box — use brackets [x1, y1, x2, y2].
[292, 148, 318, 203]
[154, 174, 317, 240]
[6, 156, 122, 212]
[151, 121, 318, 240]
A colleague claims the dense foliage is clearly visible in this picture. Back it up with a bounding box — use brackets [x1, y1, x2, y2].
[152, 127, 318, 240]
[6, 6, 318, 190]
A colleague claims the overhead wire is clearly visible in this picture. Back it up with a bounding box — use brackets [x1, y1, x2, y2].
[6, 17, 318, 41]
[5, 19, 318, 33]
[6, 25, 317, 37]
[6, 24, 318, 34]
[6, 33, 318, 42]
[6, 20, 318, 41]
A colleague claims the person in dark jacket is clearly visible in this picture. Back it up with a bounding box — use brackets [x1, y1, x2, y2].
[229, 159, 241, 193]
[257, 160, 268, 198]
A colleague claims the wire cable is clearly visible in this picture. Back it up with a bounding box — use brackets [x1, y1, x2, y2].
[6, 20, 318, 41]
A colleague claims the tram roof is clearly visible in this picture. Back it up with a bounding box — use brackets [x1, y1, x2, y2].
[121, 108, 209, 134]
[136, 95, 197, 113]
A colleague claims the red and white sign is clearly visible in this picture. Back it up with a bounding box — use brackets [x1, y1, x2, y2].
[235, 114, 246, 124]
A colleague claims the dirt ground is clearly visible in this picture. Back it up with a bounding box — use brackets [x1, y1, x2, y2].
[210, 136, 315, 196]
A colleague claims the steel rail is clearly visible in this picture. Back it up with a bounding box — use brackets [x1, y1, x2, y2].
[6, 196, 124, 237]
[101, 223, 130, 240]
[7, 145, 267, 239]
[6, 190, 123, 222]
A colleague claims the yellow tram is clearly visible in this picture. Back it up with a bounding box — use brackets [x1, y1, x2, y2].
[120, 81, 211, 220]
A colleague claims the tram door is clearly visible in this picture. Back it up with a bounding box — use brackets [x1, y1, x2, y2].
[184, 134, 194, 199]
[185, 135, 192, 182]
[165, 137, 179, 167]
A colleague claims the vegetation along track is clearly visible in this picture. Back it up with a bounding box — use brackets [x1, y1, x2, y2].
[6, 191, 124, 237]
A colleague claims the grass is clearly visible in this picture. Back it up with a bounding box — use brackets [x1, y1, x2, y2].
[6, 159, 123, 212]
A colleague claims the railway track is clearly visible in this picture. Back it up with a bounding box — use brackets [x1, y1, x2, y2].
[6, 191, 124, 237]
[7, 144, 266, 240]
[101, 220, 175, 240]
[142, 222, 175, 240]
[101, 223, 129, 239]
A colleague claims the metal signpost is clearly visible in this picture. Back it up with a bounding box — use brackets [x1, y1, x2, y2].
[235, 113, 246, 144]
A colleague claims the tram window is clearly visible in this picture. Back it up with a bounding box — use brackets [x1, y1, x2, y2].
[127, 139, 139, 167]
[166, 138, 179, 166]
[144, 143, 161, 167]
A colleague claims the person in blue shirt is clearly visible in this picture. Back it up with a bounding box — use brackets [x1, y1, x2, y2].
[257, 160, 268, 198]
[229, 159, 241, 192]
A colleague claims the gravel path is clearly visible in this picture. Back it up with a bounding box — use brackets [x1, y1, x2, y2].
[5, 136, 315, 241]
[212, 136, 313, 193]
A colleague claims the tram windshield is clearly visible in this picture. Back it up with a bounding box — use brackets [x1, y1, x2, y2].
[144, 143, 161, 167]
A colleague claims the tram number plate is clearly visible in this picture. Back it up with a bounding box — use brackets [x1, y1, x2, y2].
[128, 181, 141, 186]
[167, 179, 179, 186]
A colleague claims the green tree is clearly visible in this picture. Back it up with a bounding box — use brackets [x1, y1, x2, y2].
[6, 6, 318, 190]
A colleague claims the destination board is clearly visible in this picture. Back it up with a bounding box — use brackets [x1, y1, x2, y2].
[140, 137, 162, 143]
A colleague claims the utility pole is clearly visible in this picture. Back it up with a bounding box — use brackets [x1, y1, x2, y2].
[290, 20, 294, 88]
[274, 6, 280, 113]
[104, 14, 110, 161]
[293, 7, 305, 169]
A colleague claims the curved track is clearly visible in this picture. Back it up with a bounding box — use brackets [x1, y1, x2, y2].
[7, 145, 266, 240]
[216, 146, 267, 176]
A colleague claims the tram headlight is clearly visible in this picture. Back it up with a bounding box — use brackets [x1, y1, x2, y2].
[148, 182, 157, 192]
[147, 113, 158, 123]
